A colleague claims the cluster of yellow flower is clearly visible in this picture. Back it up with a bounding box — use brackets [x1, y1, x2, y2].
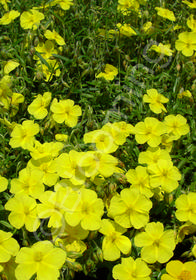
[0, 0, 196, 279]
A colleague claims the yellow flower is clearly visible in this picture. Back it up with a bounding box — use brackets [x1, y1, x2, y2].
[28, 158, 59, 187]
[155, 7, 176, 21]
[143, 88, 169, 114]
[117, 0, 140, 14]
[102, 121, 134, 146]
[175, 192, 196, 224]
[116, 23, 137, 37]
[99, 219, 132, 261]
[142, 21, 153, 34]
[148, 159, 181, 193]
[15, 241, 67, 280]
[11, 92, 24, 106]
[134, 117, 167, 147]
[0, 0, 10, 10]
[4, 60, 19, 75]
[177, 90, 192, 98]
[50, 98, 82, 127]
[138, 147, 171, 167]
[0, 10, 20, 25]
[34, 40, 58, 60]
[175, 32, 196, 56]
[20, 9, 44, 30]
[187, 15, 196, 31]
[164, 114, 190, 140]
[96, 64, 118, 81]
[28, 92, 52, 119]
[78, 151, 120, 178]
[83, 129, 118, 153]
[182, 0, 196, 8]
[29, 140, 63, 161]
[4, 194, 40, 232]
[113, 257, 151, 280]
[54, 150, 86, 185]
[0, 175, 8, 192]
[44, 30, 65, 45]
[126, 166, 153, 198]
[10, 166, 45, 199]
[65, 188, 104, 231]
[9, 120, 39, 150]
[55, 134, 68, 142]
[52, 223, 89, 244]
[108, 188, 152, 229]
[37, 188, 71, 228]
[134, 222, 176, 263]
[150, 43, 174, 56]
[0, 230, 19, 263]
[49, 0, 74, 10]
[161, 260, 196, 280]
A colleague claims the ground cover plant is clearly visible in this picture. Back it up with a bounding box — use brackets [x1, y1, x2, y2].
[0, 0, 196, 279]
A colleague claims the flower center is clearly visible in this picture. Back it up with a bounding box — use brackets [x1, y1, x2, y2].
[178, 270, 192, 280]
[153, 240, 160, 247]
[34, 251, 43, 262]
[81, 203, 90, 215]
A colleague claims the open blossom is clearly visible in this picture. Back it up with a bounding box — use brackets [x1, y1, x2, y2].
[44, 30, 65, 45]
[164, 114, 190, 140]
[117, 0, 140, 14]
[78, 151, 120, 178]
[15, 241, 67, 280]
[148, 159, 181, 193]
[0, 230, 20, 263]
[113, 257, 151, 280]
[175, 32, 196, 56]
[34, 40, 58, 60]
[143, 88, 169, 114]
[10, 166, 45, 199]
[83, 129, 118, 153]
[48, 0, 74, 10]
[96, 64, 118, 81]
[9, 120, 39, 150]
[155, 7, 176, 21]
[50, 98, 82, 127]
[99, 219, 132, 261]
[134, 117, 167, 147]
[126, 166, 153, 198]
[175, 192, 196, 224]
[28, 92, 52, 119]
[116, 23, 137, 37]
[65, 188, 104, 231]
[108, 188, 152, 229]
[20, 9, 44, 30]
[134, 222, 176, 263]
[138, 147, 171, 167]
[4, 194, 40, 232]
[161, 260, 196, 280]
[150, 43, 173, 57]
[0, 10, 20, 25]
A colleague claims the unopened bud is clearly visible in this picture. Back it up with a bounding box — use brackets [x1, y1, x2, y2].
[176, 64, 181, 71]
